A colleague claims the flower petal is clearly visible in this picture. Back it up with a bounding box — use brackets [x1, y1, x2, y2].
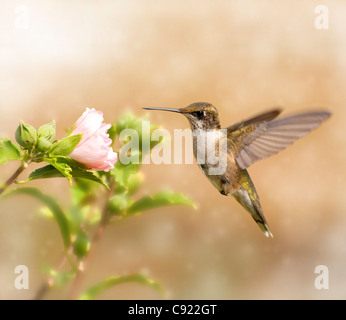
[71, 108, 105, 140]
[68, 108, 118, 171]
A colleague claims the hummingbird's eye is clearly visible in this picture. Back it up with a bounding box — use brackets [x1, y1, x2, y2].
[193, 110, 205, 119]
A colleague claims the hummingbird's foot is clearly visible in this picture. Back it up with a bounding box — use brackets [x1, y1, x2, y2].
[220, 190, 228, 196]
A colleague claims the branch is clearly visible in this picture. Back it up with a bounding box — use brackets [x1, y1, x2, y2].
[0, 162, 27, 196]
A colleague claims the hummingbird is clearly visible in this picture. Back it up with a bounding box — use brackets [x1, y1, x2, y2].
[143, 102, 331, 237]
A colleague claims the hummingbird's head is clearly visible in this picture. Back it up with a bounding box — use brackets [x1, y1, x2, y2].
[179, 102, 221, 131]
[143, 102, 221, 131]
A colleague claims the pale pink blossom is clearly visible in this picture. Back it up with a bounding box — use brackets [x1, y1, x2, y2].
[69, 108, 117, 171]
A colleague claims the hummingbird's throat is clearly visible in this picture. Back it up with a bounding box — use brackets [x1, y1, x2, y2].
[191, 128, 228, 176]
[187, 115, 221, 131]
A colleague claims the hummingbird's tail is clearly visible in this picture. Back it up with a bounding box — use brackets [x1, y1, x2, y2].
[232, 170, 273, 238]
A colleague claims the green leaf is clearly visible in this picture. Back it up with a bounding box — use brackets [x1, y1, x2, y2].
[115, 112, 160, 154]
[79, 274, 164, 300]
[127, 190, 196, 215]
[38, 206, 55, 219]
[54, 157, 107, 187]
[70, 178, 99, 206]
[114, 113, 138, 135]
[26, 158, 109, 189]
[69, 169, 109, 189]
[4, 187, 71, 248]
[44, 158, 72, 183]
[53, 156, 88, 169]
[50, 134, 82, 156]
[0, 138, 22, 164]
[27, 165, 64, 181]
[111, 161, 140, 189]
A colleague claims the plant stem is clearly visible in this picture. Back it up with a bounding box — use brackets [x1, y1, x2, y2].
[69, 181, 114, 300]
[33, 253, 68, 300]
[34, 180, 114, 300]
[33, 244, 76, 300]
[0, 162, 27, 196]
[35, 211, 110, 300]
[69, 207, 109, 300]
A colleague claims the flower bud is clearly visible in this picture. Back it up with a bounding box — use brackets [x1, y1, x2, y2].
[36, 137, 52, 152]
[38, 121, 56, 141]
[15, 121, 37, 150]
[73, 230, 90, 258]
[108, 194, 127, 215]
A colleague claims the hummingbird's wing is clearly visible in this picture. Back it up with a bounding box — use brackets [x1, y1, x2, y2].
[226, 109, 282, 133]
[226, 109, 282, 151]
[227, 110, 331, 169]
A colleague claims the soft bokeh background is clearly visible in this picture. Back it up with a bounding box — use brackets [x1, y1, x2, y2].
[1, 0, 345, 299]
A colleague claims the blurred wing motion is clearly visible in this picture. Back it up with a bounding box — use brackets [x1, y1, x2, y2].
[227, 110, 331, 169]
[227, 109, 282, 132]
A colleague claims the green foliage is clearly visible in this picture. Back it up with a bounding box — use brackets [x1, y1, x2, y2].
[4, 187, 71, 249]
[127, 191, 196, 215]
[79, 274, 164, 300]
[0, 112, 196, 299]
[49, 134, 83, 156]
[114, 112, 161, 160]
[42, 266, 75, 288]
[0, 138, 21, 164]
[1, 118, 95, 188]
[44, 157, 73, 182]
[27, 157, 108, 188]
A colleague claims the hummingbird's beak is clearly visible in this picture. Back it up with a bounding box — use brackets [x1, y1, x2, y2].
[143, 107, 181, 113]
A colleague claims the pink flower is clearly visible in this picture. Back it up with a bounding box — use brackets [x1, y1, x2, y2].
[69, 108, 118, 172]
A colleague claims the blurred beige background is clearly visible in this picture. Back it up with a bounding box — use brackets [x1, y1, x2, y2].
[1, 0, 346, 299]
